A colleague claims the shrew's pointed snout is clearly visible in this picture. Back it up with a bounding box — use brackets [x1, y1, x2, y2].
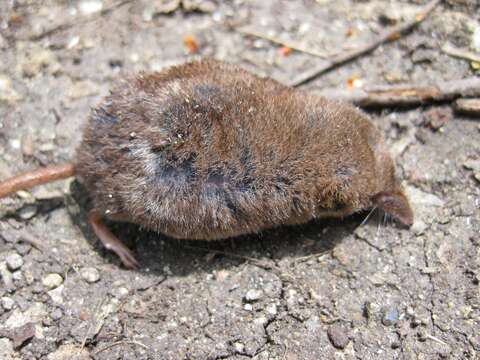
[372, 190, 414, 228]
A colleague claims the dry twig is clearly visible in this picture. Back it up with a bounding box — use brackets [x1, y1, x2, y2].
[237, 27, 329, 58]
[93, 340, 149, 355]
[289, 0, 441, 87]
[441, 43, 480, 63]
[455, 98, 480, 116]
[24, 0, 133, 41]
[313, 77, 480, 107]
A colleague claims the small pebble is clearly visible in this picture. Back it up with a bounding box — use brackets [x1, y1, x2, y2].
[18, 205, 37, 220]
[382, 306, 400, 326]
[48, 285, 64, 304]
[411, 220, 428, 236]
[266, 303, 277, 315]
[112, 287, 129, 299]
[245, 289, 263, 302]
[233, 342, 245, 353]
[12, 271, 23, 282]
[254, 316, 268, 325]
[78, 0, 103, 15]
[6, 253, 24, 271]
[391, 340, 401, 349]
[417, 329, 427, 342]
[215, 269, 229, 281]
[0, 338, 14, 360]
[243, 304, 253, 311]
[80, 267, 100, 283]
[1, 296, 15, 310]
[42, 273, 63, 289]
[327, 324, 350, 349]
[50, 308, 63, 321]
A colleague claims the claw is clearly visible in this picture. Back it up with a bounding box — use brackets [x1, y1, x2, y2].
[88, 210, 139, 269]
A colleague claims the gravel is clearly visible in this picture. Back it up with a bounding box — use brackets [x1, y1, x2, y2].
[42, 274, 63, 290]
[244, 289, 263, 302]
[327, 324, 350, 349]
[79, 267, 100, 283]
[0, 0, 478, 358]
[5, 253, 23, 271]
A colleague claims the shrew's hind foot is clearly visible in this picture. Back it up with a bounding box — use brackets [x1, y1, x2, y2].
[88, 210, 139, 269]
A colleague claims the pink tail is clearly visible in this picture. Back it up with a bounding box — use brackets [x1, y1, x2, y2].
[0, 163, 75, 199]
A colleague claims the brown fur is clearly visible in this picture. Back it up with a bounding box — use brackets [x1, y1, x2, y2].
[75, 59, 413, 240]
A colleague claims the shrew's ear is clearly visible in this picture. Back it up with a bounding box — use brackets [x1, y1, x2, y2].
[372, 191, 414, 228]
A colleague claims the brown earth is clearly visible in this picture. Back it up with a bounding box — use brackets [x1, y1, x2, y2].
[0, 1, 479, 359]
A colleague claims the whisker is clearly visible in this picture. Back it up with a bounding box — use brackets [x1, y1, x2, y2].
[358, 206, 377, 228]
[375, 213, 383, 238]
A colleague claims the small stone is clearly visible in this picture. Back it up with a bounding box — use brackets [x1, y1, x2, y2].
[215, 269, 229, 281]
[0, 338, 14, 360]
[406, 306, 415, 317]
[80, 267, 100, 283]
[233, 342, 245, 353]
[473, 26, 480, 52]
[5, 302, 47, 329]
[422, 107, 452, 131]
[244, 289, 263, 302]
[254, 316, 268, 325]
[391, 340, 401, 349]
[243, 304, 253, 311]
[9, 322, 36, 348]
[0, 262, 13, 289]
[327, 324, 350, 349]
[0, 74, 23, 104]
[411, 49, 437, 64]
[152, 0, 180, 15]
[47, 285, 64, 304]
[112, 287, 129, 299]
[18, 205, 37, 220]
[78, 0, 103, 15]
[411, 220, 428, 236]
[464, 159, 480, 182]
[42, 273, 63, 289]
[50, 308, 63, 321]
[2, 296, 15, 310]
[183, 0, 217, 13]
[406, 187, 444, 208]
[5, 253, 23, 271]
[14, 242, 32, 256]
[382, 306, 400, 326]
[12, 271, 22, 282]
[266, 303, 277, 315]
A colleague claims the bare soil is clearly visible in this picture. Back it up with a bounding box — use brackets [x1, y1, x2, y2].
[0, 1, 479, 359]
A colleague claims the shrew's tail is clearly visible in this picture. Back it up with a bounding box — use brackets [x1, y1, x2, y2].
[0, 163, 75, 199]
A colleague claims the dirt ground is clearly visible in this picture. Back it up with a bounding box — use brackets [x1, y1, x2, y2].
[0, 0, 479, 359]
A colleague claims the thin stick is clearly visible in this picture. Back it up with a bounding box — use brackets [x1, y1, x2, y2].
[237, 28, 329, 58]
[93, 340, 148, 355]
[0, 163, 75, 199]
[455, 98, 480, 115]
[313, 77, 480, 107]
[425, 333, 448, 346]
[289, 0, 441, 87]
[23, 0, 133, 41]
[441, 43, 480, 63]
